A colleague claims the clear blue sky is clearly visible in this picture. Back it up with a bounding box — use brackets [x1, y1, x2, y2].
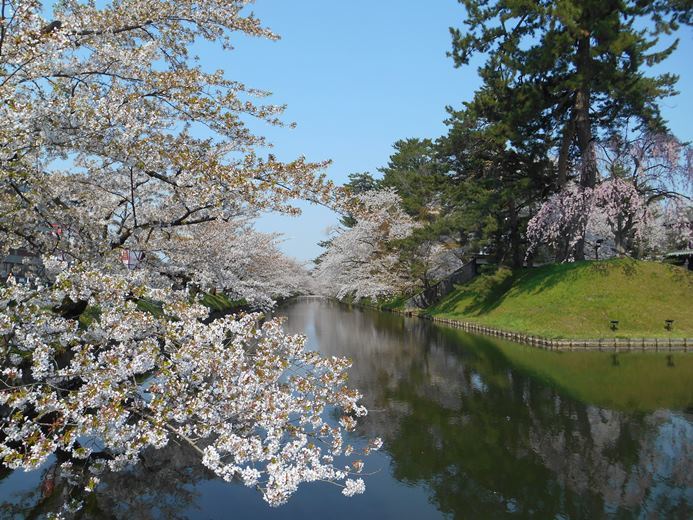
[212, 0, 693, 261]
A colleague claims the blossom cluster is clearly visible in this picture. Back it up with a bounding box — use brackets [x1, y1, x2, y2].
[314, 189, 419, 300]
[525, 178, 688, 260]
[0, 0, 378, 514]
[0, 0, 337, 284]
[161, 219, 313, 309]
[0, 266, 378, 512]
[525, 182, 593, 260]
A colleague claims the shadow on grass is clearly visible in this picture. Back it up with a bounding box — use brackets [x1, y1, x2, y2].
[433, 258, 648, 318]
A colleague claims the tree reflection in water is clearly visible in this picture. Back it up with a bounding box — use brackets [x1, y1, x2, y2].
[0, 442, 209, 519]
[0, 299, 691, 519]
[286, 300, 693, 519]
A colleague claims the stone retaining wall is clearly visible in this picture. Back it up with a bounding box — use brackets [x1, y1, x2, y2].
[404, 258, 480, 308]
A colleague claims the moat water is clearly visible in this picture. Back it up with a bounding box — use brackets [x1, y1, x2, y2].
[1, 298, 691, 518]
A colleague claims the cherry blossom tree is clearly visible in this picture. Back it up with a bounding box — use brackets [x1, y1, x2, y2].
[163, 218, 312, 310]
[0, 0, 377, 514]
[0, 0, 336, 267]
[528, 132, 692, 261]
[654, 198, 693, 251]
[526, 183, 593, 262]
[591, 178, 651, 256]
[600, 132, 692, 203]
[0, 267, 378, 513]
[314, 189, 418, 300]
[526, 179, 653, 261]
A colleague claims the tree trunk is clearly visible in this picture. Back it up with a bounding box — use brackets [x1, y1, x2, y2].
[557, 114, 575, 187]
[509, 199, 523, 269]
[573, 34, 596, 261]
[494, 224, 505, 266]
[574, 237, 586, 261]
[614, 217, 626, 256]
[574, 36, 597, 189]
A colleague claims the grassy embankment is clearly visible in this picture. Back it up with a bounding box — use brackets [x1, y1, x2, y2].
[349, 259, 693, 410]
[425, 259, 693, 339]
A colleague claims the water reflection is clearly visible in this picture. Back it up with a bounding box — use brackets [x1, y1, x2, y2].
[0, 299, 691, 519]
[0, 445, 207, 519]
[283, 299, 693, 518]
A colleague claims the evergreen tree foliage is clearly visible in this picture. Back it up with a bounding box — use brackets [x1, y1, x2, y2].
[449, 0, 691, 188]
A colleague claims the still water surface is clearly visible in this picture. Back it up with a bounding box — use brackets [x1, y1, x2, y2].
[1, 298, 692, 518]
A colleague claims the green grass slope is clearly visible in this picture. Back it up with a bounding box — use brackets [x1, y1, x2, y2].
[427, 259, 693, 339]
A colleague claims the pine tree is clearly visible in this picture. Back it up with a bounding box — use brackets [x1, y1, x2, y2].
[450, 0, 691, 189]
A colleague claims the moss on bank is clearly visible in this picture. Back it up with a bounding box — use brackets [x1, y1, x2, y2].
[426, 259, 693, 339]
